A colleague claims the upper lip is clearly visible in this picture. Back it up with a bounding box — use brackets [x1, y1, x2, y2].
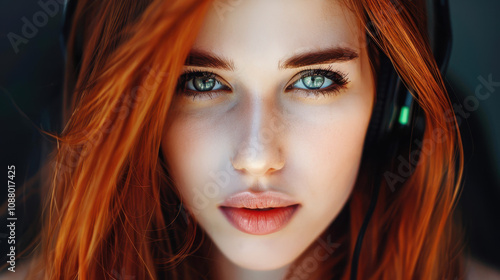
[219, 190, 300, 209]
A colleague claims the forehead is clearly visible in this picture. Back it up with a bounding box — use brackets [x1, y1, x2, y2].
[192, 0, 363, 62]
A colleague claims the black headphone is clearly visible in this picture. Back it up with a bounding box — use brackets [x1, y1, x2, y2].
[61, 0, 452, 279]
[351, 0, 452, 279]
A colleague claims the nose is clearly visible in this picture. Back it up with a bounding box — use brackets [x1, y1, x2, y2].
[230, 96, 286, 177]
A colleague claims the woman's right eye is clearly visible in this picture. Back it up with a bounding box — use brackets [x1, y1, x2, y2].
[177, 71, 230, 100]
[186, 74, 226, 92]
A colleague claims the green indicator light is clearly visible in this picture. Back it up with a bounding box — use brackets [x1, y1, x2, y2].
[399, 106, 410, 125]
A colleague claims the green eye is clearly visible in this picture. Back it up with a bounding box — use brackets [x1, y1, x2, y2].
[188, 77, 217, 91]
[178, 70, 228, 93]
[188, 76, 225, 91]
[176, 70, 230, 101]
[293, 74, 334, 90]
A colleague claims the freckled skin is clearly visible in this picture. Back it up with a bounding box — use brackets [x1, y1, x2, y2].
[161, 0, 375, 279]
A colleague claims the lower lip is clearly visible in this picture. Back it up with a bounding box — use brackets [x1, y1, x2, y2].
[220, 205, 299, 235]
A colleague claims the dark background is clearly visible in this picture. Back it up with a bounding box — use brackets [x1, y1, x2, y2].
[1, 0, 499, 274]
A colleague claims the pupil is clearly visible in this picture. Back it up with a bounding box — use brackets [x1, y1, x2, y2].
[194, 77, 215, 91]
[303, 75, 324, 89]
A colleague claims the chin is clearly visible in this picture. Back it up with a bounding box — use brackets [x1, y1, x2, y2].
[232, 258, 293, 271]
[220, 246, 297, 271]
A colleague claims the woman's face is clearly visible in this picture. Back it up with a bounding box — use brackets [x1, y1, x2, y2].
[161, 0, 374, 270]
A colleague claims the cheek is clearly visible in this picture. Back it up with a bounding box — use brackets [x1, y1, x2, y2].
[302, 117, 366, 195]
[287, 88, 373, 219]
[160, 112, 236, 213]
[161, 116, 219, 204]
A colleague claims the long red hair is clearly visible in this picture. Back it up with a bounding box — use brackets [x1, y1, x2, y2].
[26, 0, 464, 279]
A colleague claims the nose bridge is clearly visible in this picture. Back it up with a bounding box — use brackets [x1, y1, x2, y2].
[231, 94, 285, 177]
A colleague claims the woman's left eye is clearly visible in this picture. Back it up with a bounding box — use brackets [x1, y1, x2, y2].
[292, 74, 333, 90]
[287, 69, 349, 96]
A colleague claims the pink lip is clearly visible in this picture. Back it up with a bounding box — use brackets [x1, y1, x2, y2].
[219, 191, 300, 235]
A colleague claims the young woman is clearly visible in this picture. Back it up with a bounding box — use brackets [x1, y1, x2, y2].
[19, 0, 469, 279]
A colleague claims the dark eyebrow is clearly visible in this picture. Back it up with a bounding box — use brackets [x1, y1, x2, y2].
[184, 50, 235, 71]
[278, 47, 359, 69]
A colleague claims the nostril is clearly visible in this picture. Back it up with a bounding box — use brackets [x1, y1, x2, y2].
[230, 147, 285, 177]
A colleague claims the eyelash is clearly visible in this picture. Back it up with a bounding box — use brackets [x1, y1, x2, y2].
[176, 69, 229, 100]
[286, 65, 349, 97]
[176, 66, 349, 100]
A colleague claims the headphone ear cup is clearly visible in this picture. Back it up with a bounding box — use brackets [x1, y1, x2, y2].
[363, 51, 425, 173]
